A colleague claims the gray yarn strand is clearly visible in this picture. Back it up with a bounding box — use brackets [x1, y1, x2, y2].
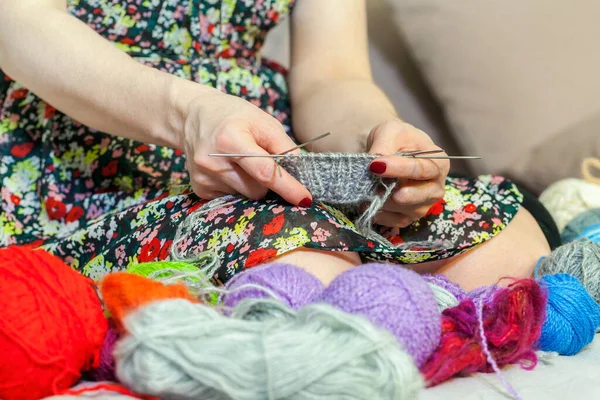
[171, 195, 242, 264]
[115, 298, 423, 400]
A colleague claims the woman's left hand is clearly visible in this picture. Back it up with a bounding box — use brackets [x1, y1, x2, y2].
[366, 119, 450, 228]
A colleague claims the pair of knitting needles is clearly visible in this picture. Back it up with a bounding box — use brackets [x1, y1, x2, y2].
[209, 132, 481, 160]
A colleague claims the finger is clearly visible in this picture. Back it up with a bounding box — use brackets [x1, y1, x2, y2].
[232, 134, 312, 206]
[381, 203, 434, 221]
[219, 164, 269, 200]
[373, 210, 415, 228]
[386, 180, 446, 209]
[367, 121, 434, 155]
[369, 155, 444, 181]
[189, 170, 237, 199]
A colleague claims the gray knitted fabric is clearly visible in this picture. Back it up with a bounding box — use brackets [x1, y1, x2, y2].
[276, 153, 388, 206]
[276, 153, 397, 242]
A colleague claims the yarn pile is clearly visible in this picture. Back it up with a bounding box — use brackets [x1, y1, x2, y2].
[1, 233, 600, 399]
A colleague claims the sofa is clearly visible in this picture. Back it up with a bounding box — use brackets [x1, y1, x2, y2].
[263, 0, 600, 195]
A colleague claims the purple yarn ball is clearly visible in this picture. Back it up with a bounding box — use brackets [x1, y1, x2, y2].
[319, 263, 441, 367]
[222, 263, 325, 310]
[91, 323, 119, 382]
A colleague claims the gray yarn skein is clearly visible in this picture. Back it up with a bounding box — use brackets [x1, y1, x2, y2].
[537, 240, 600, 304]
[115, 298, 423, 400]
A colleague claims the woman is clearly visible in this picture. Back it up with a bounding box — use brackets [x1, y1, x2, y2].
[0, 0, 555, 289]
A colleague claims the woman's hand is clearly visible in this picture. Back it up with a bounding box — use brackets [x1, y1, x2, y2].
[367, 119, 450, 228]
[180, 89, 312, 207]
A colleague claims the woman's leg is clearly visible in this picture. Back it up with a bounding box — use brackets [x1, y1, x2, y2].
[272, 248, 362, 285]
[271, 207, 550, 290]
[411, 208, 551, 291]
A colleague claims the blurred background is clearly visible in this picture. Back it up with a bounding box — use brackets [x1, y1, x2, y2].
[263, 0, 600, 194]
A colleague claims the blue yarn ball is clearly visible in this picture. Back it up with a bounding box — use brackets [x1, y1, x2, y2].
[538, 274, 600, 356]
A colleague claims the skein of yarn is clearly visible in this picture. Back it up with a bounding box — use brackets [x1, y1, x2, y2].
[0, 246, 108, 400]
[102, 272, 423, 400]
[537, 274, 600, 356]
[561, 208, 600, 244]
[536, 240, 600, 304]
[421, 279, 546, 386]
[221, 263, 325, 310]
[539, 178, 600, 231]
[92, 324, 120, 382]
[319, 263, 441, 367]
[127, 260, 219, 304]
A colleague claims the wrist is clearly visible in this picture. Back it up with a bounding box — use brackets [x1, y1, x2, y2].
[161, 73, 219, 150]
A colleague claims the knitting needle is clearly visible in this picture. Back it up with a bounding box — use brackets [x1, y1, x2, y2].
[208, 153, 481, 160]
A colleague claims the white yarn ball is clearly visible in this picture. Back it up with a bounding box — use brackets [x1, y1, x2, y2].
[539, 178, 600, 232]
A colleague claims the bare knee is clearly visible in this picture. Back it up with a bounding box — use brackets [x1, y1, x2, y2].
[268, 248, 362, 285]
[413, 207, 551, 291]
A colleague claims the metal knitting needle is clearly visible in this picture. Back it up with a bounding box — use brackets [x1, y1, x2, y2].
[409, 155, 482, 159]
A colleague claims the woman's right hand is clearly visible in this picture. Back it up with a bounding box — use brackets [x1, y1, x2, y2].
[181, 89, 313, 207]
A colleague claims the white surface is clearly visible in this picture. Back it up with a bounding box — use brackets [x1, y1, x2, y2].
[421, 335, 600, 399]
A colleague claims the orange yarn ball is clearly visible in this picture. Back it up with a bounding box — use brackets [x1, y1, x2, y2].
[0, 246, 107, 400]
[101, 272, 197, 332]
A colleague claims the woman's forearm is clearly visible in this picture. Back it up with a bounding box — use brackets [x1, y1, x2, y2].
[0, 2, 207, 149]
[289, 77, 398, 153]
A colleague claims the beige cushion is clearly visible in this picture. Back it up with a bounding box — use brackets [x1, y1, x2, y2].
[392, 0, 600, 192]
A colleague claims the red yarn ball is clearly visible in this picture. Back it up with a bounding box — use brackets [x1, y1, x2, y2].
[0, 246, 108, 400]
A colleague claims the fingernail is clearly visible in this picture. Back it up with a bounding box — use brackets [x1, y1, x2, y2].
[298, 197, 313, 208]
[369, 161, 387, 174]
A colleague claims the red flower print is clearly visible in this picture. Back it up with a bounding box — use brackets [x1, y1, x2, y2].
[367, 241, 375, 248]
[10, 88, 28, 99]
[139, 237, 161, 262]
[101, 160, 119, 177]
[464, 203, 477, 213]
[10, 142, 34, 158]
[226, 243, 235, 253]
[208, 24, 215, 34]
[73, 169, 80, 178]
[245, 248, 278, 268]
[159, 240, 173, 261]
[174, 149, 183, 156]
[166, 201, 174, 210]
[135, 144, 149, 153]
[46, 197, 67, 220]
[390, 236, 404, 246]
[262, 214, 285, 236]
[241, 86, 248, 95]
[65, 206, 84, 223]
[44, 105, 56, 119]
[10, 194, 20, 206]
[187, 200, 208, 214]
[426, 199, 446, 217]
[121, 37, 135, 45]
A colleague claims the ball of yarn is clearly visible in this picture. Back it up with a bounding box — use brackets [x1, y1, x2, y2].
[536, 240, 600, 304]
[539, 178, 600, 231]
[0, 246, 108, 400]
[319, 263, 441, 366]
[561, 208, 600, 244]
[538, 274, 600, 356]
[421, 279, 546, 387]
[221, 263, 325, 310]
[114, 298, 423, 400]
[427, 284, 460, 311]
[92, 324, 119, 382]
[127, 260, 219, 304]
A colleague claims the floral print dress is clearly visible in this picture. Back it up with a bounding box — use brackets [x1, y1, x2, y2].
[0, 0, 523, 283]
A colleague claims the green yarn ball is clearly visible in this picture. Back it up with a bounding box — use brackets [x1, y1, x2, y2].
[126, 261, 219, 305]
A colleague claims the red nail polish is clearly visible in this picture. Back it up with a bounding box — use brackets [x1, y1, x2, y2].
[369, 161, 387, 174]
[298, 197, 313, 208]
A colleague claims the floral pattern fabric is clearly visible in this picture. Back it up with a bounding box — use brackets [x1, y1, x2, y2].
[0, 0, 524, 284]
